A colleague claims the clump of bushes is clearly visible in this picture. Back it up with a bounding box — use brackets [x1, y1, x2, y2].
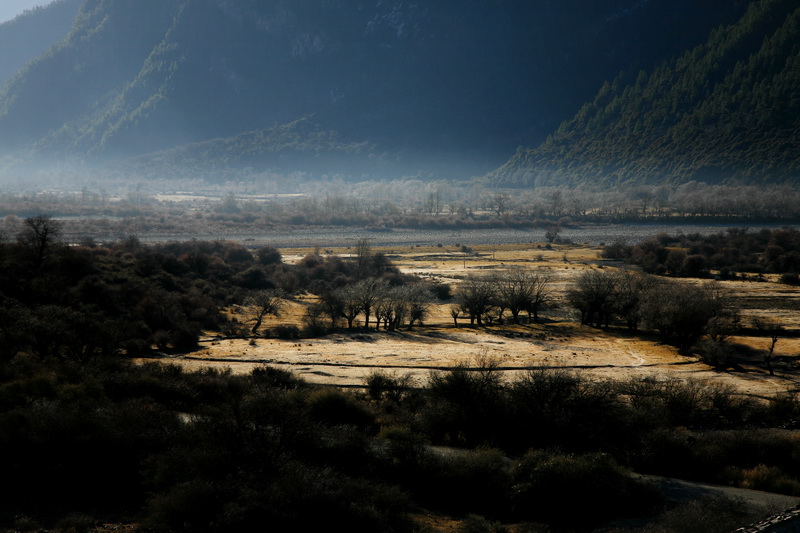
[605, 227, 800, 280]
[3, 357, 800, 531]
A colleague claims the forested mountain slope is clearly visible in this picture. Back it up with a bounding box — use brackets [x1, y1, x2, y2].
[0, 0, 748, 180]
[0, 0, 81, 87]
[487, 0, 800, 187]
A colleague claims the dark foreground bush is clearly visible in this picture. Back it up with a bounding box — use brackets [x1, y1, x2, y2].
[641, 495, 766, 533]
[5, 357, 800, 532]
[510, 450, 662, 528]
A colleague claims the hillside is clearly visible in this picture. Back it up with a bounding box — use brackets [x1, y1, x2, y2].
[0, 0, 748, 181]
[487, 0, 800, 188]
[0, 0, 81, 87]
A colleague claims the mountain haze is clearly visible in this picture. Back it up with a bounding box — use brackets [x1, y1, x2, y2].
[488, 0, 800, 187]
[0, 0, 82, 87]
[0, 0, 752, 181]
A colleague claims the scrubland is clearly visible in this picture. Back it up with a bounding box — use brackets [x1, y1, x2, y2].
[2, 213, 800, 532]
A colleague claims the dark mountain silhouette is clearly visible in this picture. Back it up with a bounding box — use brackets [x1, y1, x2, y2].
[488, 0, 800, 187]
[0, 0, 750, 180]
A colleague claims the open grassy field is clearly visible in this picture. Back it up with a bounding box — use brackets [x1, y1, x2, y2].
[153, 242, 800, 399]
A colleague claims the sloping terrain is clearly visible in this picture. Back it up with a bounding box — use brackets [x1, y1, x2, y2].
[488, 0, 800, 187]
[0, 0, 748, 180]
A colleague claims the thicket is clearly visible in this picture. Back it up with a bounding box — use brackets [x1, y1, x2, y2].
[603, 227, 800, 280]
[0, 216, 422, 361]
[3, 357, 799, 532]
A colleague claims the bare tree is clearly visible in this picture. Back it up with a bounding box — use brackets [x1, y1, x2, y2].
[544, 225, 561, 244]
[495, 268, 553, 324]
[526, 270, 552, 323]
[491, 194, 510, 219]
[354, 277, 389, 329]
[354, 237, 373, 277]
[376, 289, 408, 331]
[567, 270, 618, 328]
[450, 304, 462, 327]
[319, 291, 344, 329]
[405, 284, 433, 330]
[245, 289, 285, 334]
[17, 214, 61, 268]
[455, 276, 496, 326]
[639, 281, 729, 351]
[335, 285, 364, 329]
[752, 317, 784, 376]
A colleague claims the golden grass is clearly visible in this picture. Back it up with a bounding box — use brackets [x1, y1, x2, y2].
[154, 243, 800, 397]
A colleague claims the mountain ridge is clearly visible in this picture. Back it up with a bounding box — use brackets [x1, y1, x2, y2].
[0, 0, 82, 87]
[487, 0, 800, 187]
[0, 0, 753, 182]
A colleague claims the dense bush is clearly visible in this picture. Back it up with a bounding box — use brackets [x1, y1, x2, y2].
[0, 216, 423, 360]
[567, 269, 734, 351]
[510, 450, 661, 528]
[605, 227, 800, 279]
[2, 357, 800, 531]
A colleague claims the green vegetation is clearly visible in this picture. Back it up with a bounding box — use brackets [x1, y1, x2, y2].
[490, 0, 800, 187]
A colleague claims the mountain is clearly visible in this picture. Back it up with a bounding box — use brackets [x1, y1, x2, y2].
[0, 0, 82, 87]
[0, 0, 750, 181]
[488, 0, 800, 188]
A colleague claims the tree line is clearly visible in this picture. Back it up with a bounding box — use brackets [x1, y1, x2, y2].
[2, 182, 800, 250]
[0, 216, 429, 361]
[603, 226, 800, 282]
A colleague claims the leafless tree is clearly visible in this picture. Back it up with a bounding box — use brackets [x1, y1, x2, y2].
[335, 285, 364, 329]
[405, 284, 433, 330]
[752, 317, 784, 376]
[17, 214, 61, 268]
[567, 270, 618, 328]
[495, 268, 551, 324]
[450, 304, 462, 327]
[353, 277, 389, 329]
[245, 289, 285, 334]
[455, 276, 496, 326]
[354, 237, 372, 277]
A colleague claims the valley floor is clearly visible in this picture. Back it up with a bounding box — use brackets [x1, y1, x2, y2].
[145, 243, 800, 399]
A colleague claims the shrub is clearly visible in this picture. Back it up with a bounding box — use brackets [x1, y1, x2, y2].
[425, 360, 506, 446]
[644, 495, 763, 533]
[458, 514, 511, 533]
[780, 272, 800, 285]
[274, 324, 300, 339]
[365, 371, 412, 403]
[695, 338, 736, 369]
[250, 365, 305, 389]
[510, 450, 661, 528]
[54, 513, 96, 533]
[416, 448, 512, 518]
[306, 389, 376, 429]
[729, 464, 800, 495]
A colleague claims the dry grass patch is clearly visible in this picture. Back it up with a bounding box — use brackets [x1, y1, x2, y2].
[155, 243, 800, 398]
